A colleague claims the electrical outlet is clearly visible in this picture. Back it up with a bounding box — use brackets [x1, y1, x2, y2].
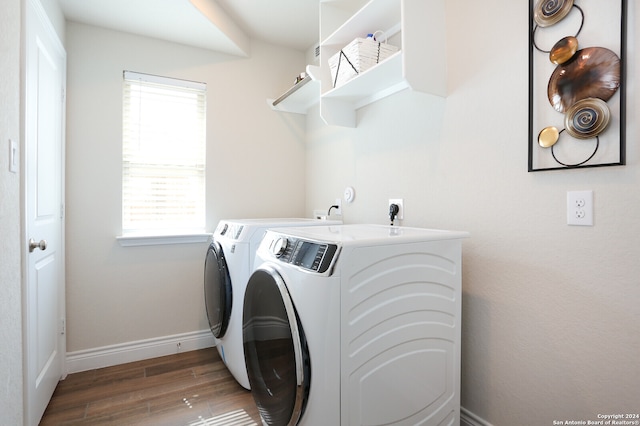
[389, 198, 404, 220]
[567, 190, 593, 226]
[334, 198, 342, 216]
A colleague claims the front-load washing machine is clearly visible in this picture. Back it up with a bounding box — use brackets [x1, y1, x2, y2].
[204, 218, 340, 390]
[243, 224, 469, 425]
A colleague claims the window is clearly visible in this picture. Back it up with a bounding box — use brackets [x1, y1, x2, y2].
[121, 71, 206, 239]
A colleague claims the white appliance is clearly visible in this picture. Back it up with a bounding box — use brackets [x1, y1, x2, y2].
[243, 224, 468, 425]
[204, 218, 340, 390]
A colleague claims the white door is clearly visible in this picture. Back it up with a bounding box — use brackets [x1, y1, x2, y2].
[23, 0, 66, 424]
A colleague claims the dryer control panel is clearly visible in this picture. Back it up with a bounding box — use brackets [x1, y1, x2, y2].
[268, 236, 338, 273]
[214, 222, 244, 239]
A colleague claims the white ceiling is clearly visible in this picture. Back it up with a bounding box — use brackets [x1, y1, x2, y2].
[59, 0, 320, 56]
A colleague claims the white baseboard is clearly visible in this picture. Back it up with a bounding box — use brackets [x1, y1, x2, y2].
[461, 406, 493, 426]
[66, 330, 216, 374]
[66, 336, 493, 426]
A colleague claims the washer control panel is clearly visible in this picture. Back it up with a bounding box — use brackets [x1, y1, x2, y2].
[267, 236, 338, 273]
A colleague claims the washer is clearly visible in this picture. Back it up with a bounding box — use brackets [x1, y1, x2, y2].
[204, 218, 340, 390]
[243, 224, 468, 425]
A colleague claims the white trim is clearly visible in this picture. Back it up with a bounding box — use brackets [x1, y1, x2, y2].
[116, 233, 212, 247]
[461, 406, 494, 426]
[65, 330, 216, 374]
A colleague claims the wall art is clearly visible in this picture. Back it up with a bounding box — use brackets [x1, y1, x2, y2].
[528, 0, 627, 171]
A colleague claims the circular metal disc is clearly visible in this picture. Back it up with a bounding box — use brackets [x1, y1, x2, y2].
[564, 98, 611, 139]
[538, 126, 560, 148]
[534, 0, 574, 27]
[548, 47, 621, 113]
[549, 36, 578, 65]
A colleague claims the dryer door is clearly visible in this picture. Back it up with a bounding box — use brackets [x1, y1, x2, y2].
[243, 266, 310, 426]
[204, 241, 232, 338]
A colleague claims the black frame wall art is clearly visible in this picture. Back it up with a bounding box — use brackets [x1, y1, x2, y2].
[528, 0, 627, 172]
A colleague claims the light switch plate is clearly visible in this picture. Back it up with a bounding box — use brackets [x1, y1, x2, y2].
[9, 139, 18, 173]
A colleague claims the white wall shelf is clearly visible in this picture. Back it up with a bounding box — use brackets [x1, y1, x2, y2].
[268, 65, 320, 114]
[318, 0, 447, 127]
[268, 0, 446, 125]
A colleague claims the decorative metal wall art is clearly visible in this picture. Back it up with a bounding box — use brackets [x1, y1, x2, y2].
[528, 0, 627, 171]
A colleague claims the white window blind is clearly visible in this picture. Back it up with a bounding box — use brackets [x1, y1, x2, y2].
[122, 71, 206, 235]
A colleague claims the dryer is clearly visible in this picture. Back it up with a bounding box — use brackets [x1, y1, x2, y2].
[204, 218, 340, 390]
[243, 224, 468, 425]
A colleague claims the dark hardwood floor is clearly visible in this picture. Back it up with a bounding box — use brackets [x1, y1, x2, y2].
[40, 347, 260, 425]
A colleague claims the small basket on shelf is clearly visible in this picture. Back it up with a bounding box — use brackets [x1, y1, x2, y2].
[328, 30, 399, 88]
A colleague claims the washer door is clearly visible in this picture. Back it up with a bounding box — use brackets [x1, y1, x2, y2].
[204, 241, 232, 338]
[243, 266, 310, 426]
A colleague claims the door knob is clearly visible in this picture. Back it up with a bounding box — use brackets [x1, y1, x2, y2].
[29, 238, 47, 253]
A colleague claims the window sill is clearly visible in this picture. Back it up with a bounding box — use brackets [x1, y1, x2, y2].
[117, 233, 212, 247]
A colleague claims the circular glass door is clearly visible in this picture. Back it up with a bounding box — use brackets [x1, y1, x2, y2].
[243, 267, 310, 426]
[204, 241, 232, 338]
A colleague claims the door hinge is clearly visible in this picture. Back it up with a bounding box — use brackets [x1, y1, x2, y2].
[60, 318, 66, 335]
[60, 203, 65, 219]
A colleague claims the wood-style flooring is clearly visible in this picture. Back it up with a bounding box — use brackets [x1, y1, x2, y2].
[40, 347, 261, 425]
